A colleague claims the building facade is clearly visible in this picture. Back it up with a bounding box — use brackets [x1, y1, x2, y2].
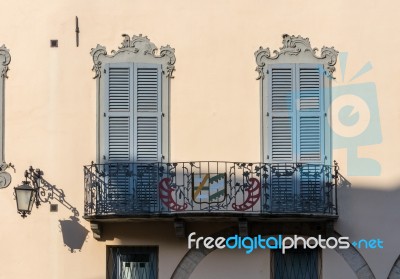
[0, 1, 399, 279]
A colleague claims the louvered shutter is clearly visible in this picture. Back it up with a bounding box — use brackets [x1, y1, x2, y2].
[133, 64, 162, 211]
[134, 64, 162, 163]
[268, 64, 296, 162]
[296, 64, 324, 163]
[104, 63, 134, 213]
[268, 64, 296, 211]
[296, 64, 325, 211]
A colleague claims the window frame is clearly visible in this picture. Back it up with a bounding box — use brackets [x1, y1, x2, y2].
[255, 34, 338, 165]
[91, 34, 176, 164]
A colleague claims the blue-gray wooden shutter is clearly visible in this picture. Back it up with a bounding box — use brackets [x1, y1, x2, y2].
[133, 63, 162, 211]
[268, 64, 296, 212]
[268, 64, 296, 162]
[134, 64, 162, 163]
[296, 64, 325, 212]
[104, 63, 134, 212]
[296, 64, 324, 163]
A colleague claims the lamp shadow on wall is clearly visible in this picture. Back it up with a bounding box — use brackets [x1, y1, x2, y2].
[59, 216, 89, 253]
[39, 178, 89, 253]
[337, 172, 352, 188]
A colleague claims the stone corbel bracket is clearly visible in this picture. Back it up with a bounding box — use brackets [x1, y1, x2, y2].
[90, 34, 176, 79]
[255, 34, 338, 79]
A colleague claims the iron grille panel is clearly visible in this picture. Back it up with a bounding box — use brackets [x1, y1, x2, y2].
[83, 162, 338, 216]
[107, 246, 158, 279]
[272, 248, 320, 279]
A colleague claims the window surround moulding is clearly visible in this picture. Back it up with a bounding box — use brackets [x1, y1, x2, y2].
[254, 34, 339, 80]
[0, 44, 12, 189]
[90, 34, 176, 79]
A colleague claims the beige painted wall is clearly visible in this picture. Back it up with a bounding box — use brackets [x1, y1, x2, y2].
[0, 0, 398, 278]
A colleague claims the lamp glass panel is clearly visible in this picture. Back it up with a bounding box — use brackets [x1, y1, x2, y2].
[15, 188, 35, 212]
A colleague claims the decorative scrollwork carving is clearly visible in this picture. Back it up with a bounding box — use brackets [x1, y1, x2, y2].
[314, 46, 339, 76]
[160, 45, 176, 78]
[0, 162, 14, 189]
[90, 44, 107, 79]
[0, 172, 11, 189]
[254, 47, 279, 80]
[255, 34, 338, 79]
[0, 45, 11, 78]
[119, 34, 157, 55]
[91, 34, 176, 79]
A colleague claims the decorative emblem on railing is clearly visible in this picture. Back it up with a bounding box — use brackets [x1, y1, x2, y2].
[158, 178, 188, 211]
[192, 173, 226, 203]
[232, 178, 261, 211]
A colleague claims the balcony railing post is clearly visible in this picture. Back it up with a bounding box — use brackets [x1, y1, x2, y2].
[334, 161, 339, 215]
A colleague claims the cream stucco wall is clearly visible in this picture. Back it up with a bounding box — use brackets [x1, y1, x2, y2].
[0, 0, 398, 278]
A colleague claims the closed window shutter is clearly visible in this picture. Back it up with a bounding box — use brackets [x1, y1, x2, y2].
[296, 64, 325, 211]
[268, 64, 326, 212]
[268, 64, 325, 164]
[134, 64, 162, 163]
[105, 64, 134, 162]
[268, 64, 296, 211]
[104, 64, 134, 211]
[269, 64, 296, 163]
[296, 64, 324, 163]
[133, 64, 162, 210]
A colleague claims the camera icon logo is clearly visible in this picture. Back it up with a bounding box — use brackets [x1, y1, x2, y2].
[331, 53, 382, 176]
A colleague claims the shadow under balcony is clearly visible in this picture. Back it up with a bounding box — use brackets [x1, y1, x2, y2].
[83, 161, 338, 223]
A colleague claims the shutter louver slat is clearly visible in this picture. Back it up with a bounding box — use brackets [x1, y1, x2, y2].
[271, 68, 293, 112]
[299, 117, 321, 161]
[137, 68, 158, 113]
[299, 68, 321, 111]
[272, 117, 293, 161]
[109, 67, 130, 112]
[137, 117, 159, 161]
[108, 117, 130, 161]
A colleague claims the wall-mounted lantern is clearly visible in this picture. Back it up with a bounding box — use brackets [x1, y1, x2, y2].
[14, 181, 36, 217]
[14, 167, 43, 218]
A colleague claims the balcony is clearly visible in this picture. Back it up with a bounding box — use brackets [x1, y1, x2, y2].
[83, 161, 338, 222]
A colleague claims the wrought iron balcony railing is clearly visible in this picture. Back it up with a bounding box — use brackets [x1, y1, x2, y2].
[83, 161, 338, 218]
